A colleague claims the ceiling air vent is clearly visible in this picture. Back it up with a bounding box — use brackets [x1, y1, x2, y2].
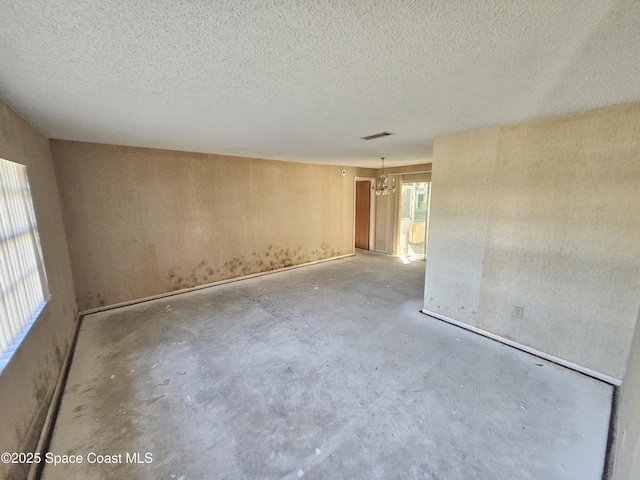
[360, 132, 394, 141]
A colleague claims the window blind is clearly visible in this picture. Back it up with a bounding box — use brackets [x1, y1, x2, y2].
[0, 157, 48, 367]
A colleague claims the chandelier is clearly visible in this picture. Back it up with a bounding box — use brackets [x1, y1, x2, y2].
[374, 157, 396, 196]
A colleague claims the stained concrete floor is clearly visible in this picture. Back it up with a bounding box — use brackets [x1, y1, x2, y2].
[41, 252, 612, 480]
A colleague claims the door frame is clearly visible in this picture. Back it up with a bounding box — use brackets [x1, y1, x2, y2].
[353, 177, 376, 252]
[394, 176, 405, 255]
[395, 178, 431, 257]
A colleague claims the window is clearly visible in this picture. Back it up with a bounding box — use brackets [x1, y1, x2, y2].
[0, 157, 49, 371]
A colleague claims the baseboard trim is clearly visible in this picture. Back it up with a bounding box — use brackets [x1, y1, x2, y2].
[80, 254, 354, 316]
[421, 309, 622, 387]
[27, 312, 84, 480]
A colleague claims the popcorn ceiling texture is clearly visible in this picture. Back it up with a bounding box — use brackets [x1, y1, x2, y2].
[0, 0, 639, 167]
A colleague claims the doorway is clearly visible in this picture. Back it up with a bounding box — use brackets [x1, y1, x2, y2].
[355, 180, 371, 250]
[399, 181, 430, 259]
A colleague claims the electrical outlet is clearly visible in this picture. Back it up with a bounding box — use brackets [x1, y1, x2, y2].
[512, 306, 524, 319]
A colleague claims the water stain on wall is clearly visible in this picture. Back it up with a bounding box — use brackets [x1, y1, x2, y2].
[83, 243, 342, 310]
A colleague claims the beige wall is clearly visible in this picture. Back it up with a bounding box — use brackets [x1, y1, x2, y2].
[51, 141, 374, 310]
[0, 100, 76, 479]
[403, 172, 431, 183]
[383, 164, 431, 176]
[424, 102, 640, 379]
[613, 305, 640, 480]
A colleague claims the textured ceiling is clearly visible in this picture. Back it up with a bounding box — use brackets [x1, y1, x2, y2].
[1, 1, 639, 168]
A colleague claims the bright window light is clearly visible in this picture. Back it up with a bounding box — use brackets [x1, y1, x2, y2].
[0, 157, 49, 372]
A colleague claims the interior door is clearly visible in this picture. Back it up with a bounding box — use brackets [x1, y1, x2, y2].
[355, 181, 370, 249]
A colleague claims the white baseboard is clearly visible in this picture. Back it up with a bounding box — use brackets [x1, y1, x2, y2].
[421, 309, 622, 387]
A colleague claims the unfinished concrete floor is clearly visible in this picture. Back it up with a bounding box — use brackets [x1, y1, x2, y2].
[41, 252, 612, 480]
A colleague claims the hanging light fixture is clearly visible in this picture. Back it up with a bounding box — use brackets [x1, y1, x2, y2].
[374, 157, 396, 196]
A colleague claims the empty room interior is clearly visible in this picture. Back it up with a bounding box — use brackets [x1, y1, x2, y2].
[0, 1, 639, 479]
